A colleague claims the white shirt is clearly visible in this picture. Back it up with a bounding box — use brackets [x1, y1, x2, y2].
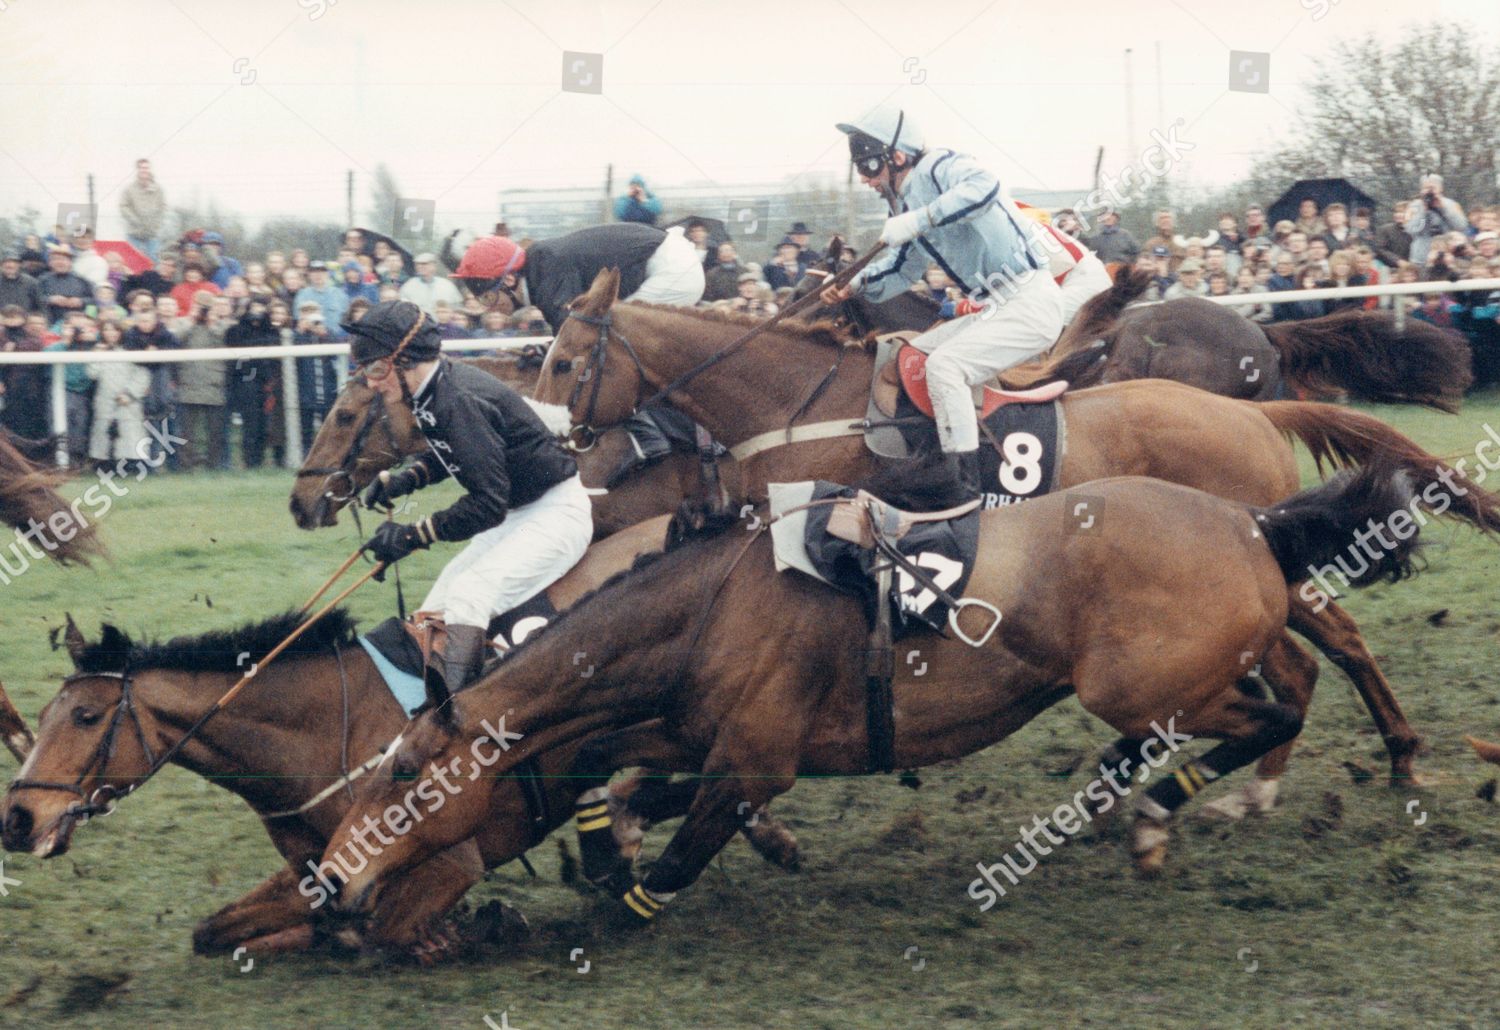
[398, 275, 463, 316]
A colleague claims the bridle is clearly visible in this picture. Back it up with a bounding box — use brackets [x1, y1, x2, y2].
[8, 670, 157, 824]
[294, 386, 404, 508]
[560, 309, 652, 451]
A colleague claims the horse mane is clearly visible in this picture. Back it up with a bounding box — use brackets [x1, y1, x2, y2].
[622, 301, 874, 352]
[0, 434, 104, 566]
[75, 608, 361, 675]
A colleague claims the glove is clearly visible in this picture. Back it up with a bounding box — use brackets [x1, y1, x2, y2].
[880, 210, 926, 247]
[363, 519, 431, 568]
[363, 468, 421, 510]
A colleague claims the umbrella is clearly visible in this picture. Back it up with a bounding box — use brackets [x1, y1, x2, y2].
[93, 240, 151, 274]
[350, 227, 415, 276]
[664, 215, 731, 250]
[1268, 178, 1378, 228]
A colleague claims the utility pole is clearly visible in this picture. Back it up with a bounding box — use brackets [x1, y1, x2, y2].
[86, 173, 95, 225]
[1154, 41, 1165, 132]
[603, 163, 614, 223]
[1123, 49, 1137, 158]
[345, 170, 354, 227]
[845, 161, 857, 245]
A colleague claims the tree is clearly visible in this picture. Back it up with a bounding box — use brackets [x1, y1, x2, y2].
[1250, 23, 1500, 212]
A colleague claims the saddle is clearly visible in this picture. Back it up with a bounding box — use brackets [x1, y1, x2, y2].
[870, 333, 1069, 420]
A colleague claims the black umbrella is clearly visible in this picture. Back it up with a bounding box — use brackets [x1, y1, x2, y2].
[1268, 178, 1378, 228]
[350, 227, 415, 276]
[664, 215, 731, 250]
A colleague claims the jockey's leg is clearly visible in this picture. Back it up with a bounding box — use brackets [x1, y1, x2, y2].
[421, 475, 593, 690]
[627, 228, 706, 307]
[1058, 252, 1112, 325]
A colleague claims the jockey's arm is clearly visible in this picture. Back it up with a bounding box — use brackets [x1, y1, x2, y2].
[417, 404, 514, 542]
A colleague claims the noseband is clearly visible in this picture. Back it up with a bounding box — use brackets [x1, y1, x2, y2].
[8, 670, 156, 822]
[295, 382, 405, 504]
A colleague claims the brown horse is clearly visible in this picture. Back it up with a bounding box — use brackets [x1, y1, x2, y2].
[0, 516, 795, 959]
[794, 241, 1471, 408]
[320, 461, 1427, 929]
[289, 360, 734, 541]
[0, 428, 103, 566]
[530, 271, 1500, 805]
[0, 679, 33, 762]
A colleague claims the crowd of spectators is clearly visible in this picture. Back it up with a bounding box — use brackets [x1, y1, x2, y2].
[4, 165, 1499, 476]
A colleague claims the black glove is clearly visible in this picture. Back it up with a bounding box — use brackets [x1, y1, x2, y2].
[363, 520, 431, 568]
[363, 467, 420, 510]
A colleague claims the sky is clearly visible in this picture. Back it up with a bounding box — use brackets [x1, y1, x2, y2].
[2, 0, 1496, 237]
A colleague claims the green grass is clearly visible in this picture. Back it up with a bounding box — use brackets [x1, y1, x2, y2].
[5, 397, 1500, 1029]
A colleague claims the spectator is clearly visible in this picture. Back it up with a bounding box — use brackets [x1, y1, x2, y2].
[87, 282, 126, 323]
[1326, 250, 1367, 312]
[202, 232, 243, 290]
[1277, 230, 1309, 267]
[614, 174, 663, 226]
[397, 252, 461, 316]
[1304, 237, 1331, 273]
[69, 226, 110, 288]
[1244, 205, 1269, 242]
[1283, 267, 1329, 321]
[1215, 212, 1243, 252]
[1352, 245, 1383, 310]
[123, 303, 180, 471]
[377, 281, 401, 303]
[38, 246, 93, 326]
[1294, 197, 1325, 238]
[119, 158, 167, 261]
[289, 249, 311, 274]
[916, 266, 953, 304]
[1206, 270, 1231, 298]
[121, 252, 178, 298]
[295, 261, 351, 331]
[785, 222, 814, 256]
[377, 252, 406, 285]
[0, 310, 54, 439]
[684, 219, 712, 266]
[702, 242, 745, 302]
[347, 296, 373, 324]
[1267, 253, 1300, 320]
[1164, 258, 1208, 300]
[1320, 203, 1354, 250]
[1404, 174, 1468, 265]
[292, 302, 338, 445]
[1145, 245, 1173, 300]
[0, 250, 42, 313]
[1375, 200, 1413, 270]
[1231, 266, 1272, 323]
[18, 236, 46, 279]
[1144, 210, 1184, 271]
[479, 309, 509, 336]
[1084, 209, 1138, 265]
[170, 258, 220, 316]
[225, 297, 285, 469]
[1349, 207, 1377, 248]
[174, 293, 229, 471]
[277, 267, 305, 307]
[43, 316, 99, 465]
[341, 261, 378, 303]
[264, 251, 288, 291]
[87, 318, 153, 475]
[729, 272, 777, 317]
[763, 238, 809, 292]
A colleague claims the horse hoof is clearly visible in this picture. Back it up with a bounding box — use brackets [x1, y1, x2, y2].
[742, 816, 802, 872]
[1130, 815, 1171, 877]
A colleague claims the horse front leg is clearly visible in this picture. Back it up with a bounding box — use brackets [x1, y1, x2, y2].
[1286, 595, 1421, 784]
[192, 866, 315, 956]
[362, 839, 486, 964]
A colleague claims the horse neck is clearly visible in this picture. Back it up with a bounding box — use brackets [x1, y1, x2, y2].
[135, 649, 385, 811]
[618, 305, 874, 446]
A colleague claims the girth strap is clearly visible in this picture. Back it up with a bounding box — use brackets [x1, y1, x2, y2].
[865, 562, 897, 774]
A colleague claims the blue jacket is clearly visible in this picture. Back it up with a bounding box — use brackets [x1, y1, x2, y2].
[854, 149, 1047, 303]
[614, 190, 663, 226]
[210, 255, 244, 290]
[294, 284, 350, 336]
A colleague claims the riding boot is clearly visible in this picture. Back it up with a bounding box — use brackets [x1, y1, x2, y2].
[440, 624, 490, 694]
[939, 449, 983, 506]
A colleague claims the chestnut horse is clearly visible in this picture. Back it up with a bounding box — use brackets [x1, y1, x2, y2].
[0, 427, 102, 566]
[531, 271, 1500, 808]
[321, 462, 1427, 929]
[0, 517, 799, 960]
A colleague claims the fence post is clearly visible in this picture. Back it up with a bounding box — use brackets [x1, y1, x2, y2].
[281, 329, 303, 469]
[50, 364, 68, 468]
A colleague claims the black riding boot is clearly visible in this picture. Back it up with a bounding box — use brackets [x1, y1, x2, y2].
[940, 449, 983, 505]
[440, 624, 490, 694]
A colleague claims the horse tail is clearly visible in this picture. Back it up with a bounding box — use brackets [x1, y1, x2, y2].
[0, 427, 57, 466]
[1465, 735, 1500, 767]
[1254, 459, 1424, 588]
[1256, 400, 1500, 534]
[1261, 310, 1473, 412]
[0, 440, 105, 566]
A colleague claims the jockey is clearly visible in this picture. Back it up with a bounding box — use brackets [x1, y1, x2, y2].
[1013, 202, 1112, 325]
[823, 105, 1064, 502]
[450, 222, 706, 333]
[350, 300, 593, 694]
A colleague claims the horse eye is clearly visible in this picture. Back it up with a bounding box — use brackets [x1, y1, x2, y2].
[335, 409, 356, 426]
[553, 359, 573, 375]
[72, 707, 102, 728]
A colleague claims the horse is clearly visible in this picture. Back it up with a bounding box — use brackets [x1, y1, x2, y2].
[0, 427, 103, 566]
[319, 460, 1428, 930]
[0, 516, 796, 961]
[529, 269, 1500, 809]
[289, 359, 735, 541]
[792, 239, 1472, 408]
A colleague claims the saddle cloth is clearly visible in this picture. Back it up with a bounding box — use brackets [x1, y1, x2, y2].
[769, 480, 981, 636]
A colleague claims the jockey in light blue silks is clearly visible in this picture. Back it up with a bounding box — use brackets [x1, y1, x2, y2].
[822, 105, 1064, 502]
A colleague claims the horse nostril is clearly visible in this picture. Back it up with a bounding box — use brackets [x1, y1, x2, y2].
[3, 805, 34, 846]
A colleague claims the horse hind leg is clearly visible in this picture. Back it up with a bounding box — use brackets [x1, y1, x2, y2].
[1131, 689, 1305, 876]
[1200, 633, 1319, 821]
[614, 776, 801, 872]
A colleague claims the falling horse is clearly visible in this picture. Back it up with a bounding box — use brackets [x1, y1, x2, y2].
[529, 270, 1500, 809]
[793, 239, 1473, 408]
[0, 513, 797, 960]
[319, 460, 1429, 929]
[0, 427, 103, 567]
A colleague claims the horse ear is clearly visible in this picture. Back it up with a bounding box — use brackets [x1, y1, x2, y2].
[422, 665, 453, 722]
[96, 625, 132, 670]
[64, 613, 87, 666]
[828, 236, 844, 262]
[578, 268, 621, 316]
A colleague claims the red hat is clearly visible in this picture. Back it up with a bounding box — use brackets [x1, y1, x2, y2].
[453, 235, 526, 279]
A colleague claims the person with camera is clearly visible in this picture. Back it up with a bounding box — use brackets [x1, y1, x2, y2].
[1404, 174, 1468, 266]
